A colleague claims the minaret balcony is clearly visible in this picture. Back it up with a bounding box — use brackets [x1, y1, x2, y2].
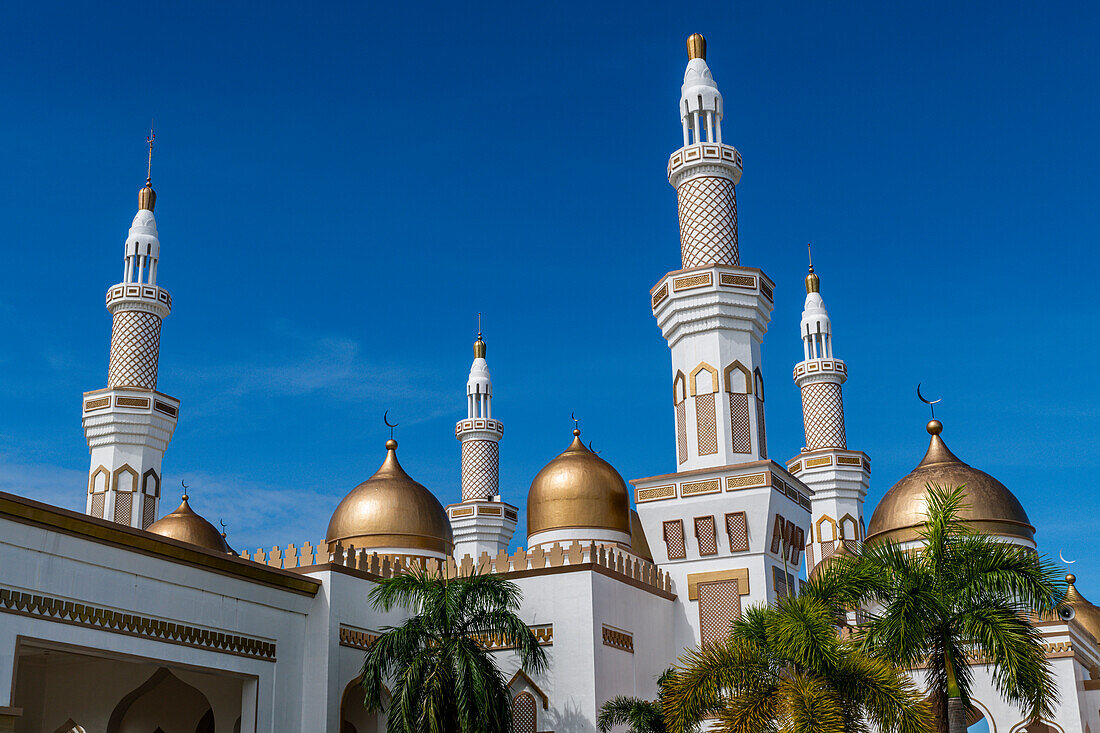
[454, 418, 504, 440]
[81, 387, 179, 450]
[106, 283, 171, 318]
[793, 359, 847, 384]
[667, 143, 742, 187]
[650, 264, 775, 344]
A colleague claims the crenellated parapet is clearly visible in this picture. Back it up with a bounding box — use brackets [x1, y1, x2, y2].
[239, 539, 674, 596]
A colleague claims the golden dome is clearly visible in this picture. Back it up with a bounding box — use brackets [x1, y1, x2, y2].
[630, 510, 653, 561]
[138, 183, 156, 212]
[147, 495, 232, 553]
[527, 430, 632, 539]
[326, 439, 453, 555]
[1063, 575, 1100, 643]
[866, 421, 1034, 545]
[809, 540, 854, 579]
[687, 33, 707, 60]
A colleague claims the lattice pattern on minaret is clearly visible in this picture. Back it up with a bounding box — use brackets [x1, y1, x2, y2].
[675, 401, 688, 464]
[677, 176, 738, 268]
[107, 311, 162, 389]
[461, 440, 499, 501]
[728, 392, 751, 453]
[695, 393, 718, 456]
[756, 397, 767, 458]
[801, 382, 847, 450]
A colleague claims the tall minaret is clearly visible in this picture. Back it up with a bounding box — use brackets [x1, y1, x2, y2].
[651, 33, 773, 470]
[634, 37, 810, 646]
[447, 326, 517, 560]
[81, 131, 179, 529]
[787, 252, 870, 574]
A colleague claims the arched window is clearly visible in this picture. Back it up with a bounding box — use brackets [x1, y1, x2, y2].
[724, 362, 752, 454]
[690, 363, 719, 457]
[512, 691, 537, 733]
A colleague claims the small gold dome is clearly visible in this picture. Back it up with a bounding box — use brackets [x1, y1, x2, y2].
[1064, 575, 1100, 643]
[527, 430, 632, 539]
[473, 335, 486, 359]
[138, 183, 156, 212]
[630, 510, 653, 561]
[687, 33, 707, 60]
[866, 422, 1034, 545]
[326, 440, 453, 555]
[147, 495, 232, 553]
[809, 540, 854, 579]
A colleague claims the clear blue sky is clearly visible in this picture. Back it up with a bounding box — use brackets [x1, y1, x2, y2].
[1, 2, 1097, 590]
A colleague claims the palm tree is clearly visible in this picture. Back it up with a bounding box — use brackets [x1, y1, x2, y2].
[814, 485, 1065, 733]
[662, 592, 931, 733]
[598, 669, 687, 733]
[359, 567, 548, 733]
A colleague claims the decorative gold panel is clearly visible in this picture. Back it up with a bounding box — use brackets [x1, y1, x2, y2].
[115, 396, 151, 408]
[636, 484, 676, 503]
[719, 273, 756, 288]
[805, 456, 832, 468]
[681, 478, 721, 496]
[687, 567, 750, 600]
[673, 272, 713, 291]
[726, 472, 767, 490]
[84, 397, 110, 411]
[652, 283, 669, 308]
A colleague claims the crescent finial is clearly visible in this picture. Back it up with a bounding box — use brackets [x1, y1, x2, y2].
[383, 410, 398, 439]
[916, 383, 942, 419]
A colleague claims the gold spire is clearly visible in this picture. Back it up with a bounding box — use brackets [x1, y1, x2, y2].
[805, 243, 820, 293]
[138, 123, 157, 212]
[687, 33, 707, 60]
[473, 313, 486, 358]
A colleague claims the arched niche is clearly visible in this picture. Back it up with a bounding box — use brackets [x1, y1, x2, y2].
[107, 667, 215, 733]
[340, 675, 385, 733]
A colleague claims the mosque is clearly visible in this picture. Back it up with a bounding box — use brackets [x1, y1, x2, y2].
[0, 33, 1096, 733]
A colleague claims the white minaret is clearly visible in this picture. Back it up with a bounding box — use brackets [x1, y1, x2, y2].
[447, 327, 517, 560]
[786, 253, 870, 574]
[81, 132, 179, 529]
[650, 33, 773, 470]
[634, 36, 811, 649]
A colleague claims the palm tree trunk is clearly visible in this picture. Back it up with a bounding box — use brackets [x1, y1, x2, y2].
[944, 641, 966, 733]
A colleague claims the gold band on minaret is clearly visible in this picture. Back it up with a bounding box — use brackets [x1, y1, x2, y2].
[686, 33, 707, 60]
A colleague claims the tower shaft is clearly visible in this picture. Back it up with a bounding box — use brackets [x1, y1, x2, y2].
[82, 179, 178, 529]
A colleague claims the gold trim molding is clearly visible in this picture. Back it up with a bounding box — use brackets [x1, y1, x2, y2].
[0, 586, 276, 661]
[687, 567, 750, 601]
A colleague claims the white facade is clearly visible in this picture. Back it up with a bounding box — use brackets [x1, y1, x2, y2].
[0, 34, 1094, 733]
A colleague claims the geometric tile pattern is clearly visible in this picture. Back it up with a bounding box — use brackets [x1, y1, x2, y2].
[677, 176, 739, 269]
[107, 310, 162, 389]
[675, 401, 688, 464]
[142, 494, 157, 529]
[729, 392, 751, 453]
[113, 490, 132, 525]
[694, 516, 718, 556]
[698, 579, 740, 646]
[755, 397, 768, 458]
[461, 440, 499, 501]
[801, 382, 847, 449]
[725, 511, 749, 552]
[663, 520, 687, 560]
[695, 392, 718, 456]
[90, 493, 105, 519]
[512, 692, 536, 733]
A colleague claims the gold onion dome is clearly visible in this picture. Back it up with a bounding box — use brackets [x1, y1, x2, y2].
[473, 333, 486, 359]
[146, 495, 232, 553]
[326, 439, 453, 555]
[527, 430, 632, 539]
[866, 421, 1034, 545]
[1063, 575, 1100, 642]
[138, 182, 156, 212]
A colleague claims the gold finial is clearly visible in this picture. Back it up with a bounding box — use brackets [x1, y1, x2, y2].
[138, 122, 157, 211]
[687, 33, 707, 60]
[805, 243, 820, 293]
[1067, 573, 1077, 585]
[473, 313, 486, 358]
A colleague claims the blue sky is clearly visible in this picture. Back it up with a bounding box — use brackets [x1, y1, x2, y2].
[1, 2, 1097, 591]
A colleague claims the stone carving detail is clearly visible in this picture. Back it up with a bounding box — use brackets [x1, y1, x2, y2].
[698, 579, 741, 645]
[461, 440, 499, 501]
[801, 382, 847, 450]
[107, 310, 162, 389]
[676, 176, 738, 268]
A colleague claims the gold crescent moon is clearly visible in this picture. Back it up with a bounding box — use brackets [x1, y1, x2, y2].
[916, 383, 941, 406]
